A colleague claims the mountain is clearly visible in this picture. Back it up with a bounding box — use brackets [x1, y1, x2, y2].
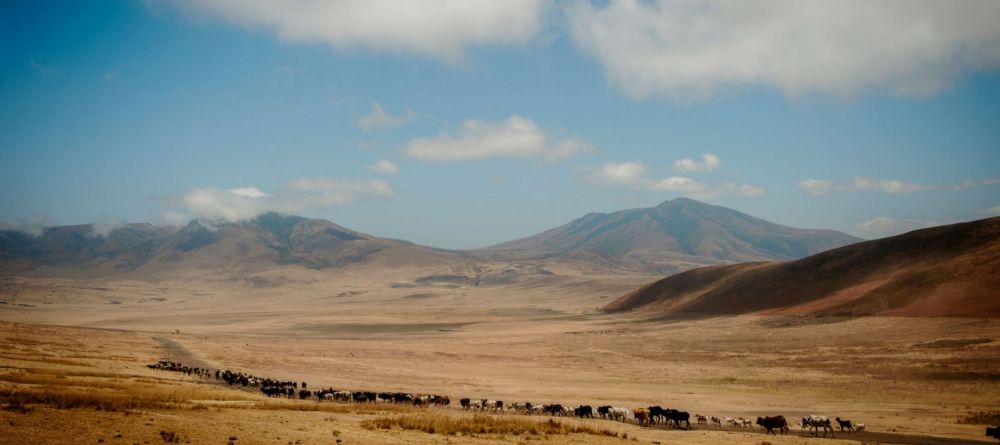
[603, 217, 1000, 317]
[0, 212, 460, 277]
[477, 198, 861, 274]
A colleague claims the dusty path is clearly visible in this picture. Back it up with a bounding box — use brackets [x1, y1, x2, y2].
[151, 336, 215, 370]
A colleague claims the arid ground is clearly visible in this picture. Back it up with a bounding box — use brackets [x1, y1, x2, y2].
[2, 268, 999, 445]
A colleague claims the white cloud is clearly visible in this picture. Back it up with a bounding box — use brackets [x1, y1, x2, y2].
[357, 102, 415, 132]
[0, 215, 54, 237]
[984, 178, 1000, 186]
[797, 176, 985, 195]
[847, 177, 936, 194]
[90, 215, 126, 237]
[565, 0, 1000, 100]
[983, 206, 1000, 216]
[369, 159, 399, 175]
[165, 178, 394, 223]
[174, 0, 546, 63]
[797, 178, 834, 196]
[856, 216, 942, 238]
[588, 161, 764, 200]
[229, 187, 271, 198]
[589, 161, 647, 186]
[673, 153, 720, 172]
[405, 115, 594, 162]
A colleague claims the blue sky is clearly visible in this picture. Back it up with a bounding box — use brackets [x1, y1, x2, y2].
[1, 0, 998, 248]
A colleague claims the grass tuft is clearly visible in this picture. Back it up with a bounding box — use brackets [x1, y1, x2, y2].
[360, 413, 621, 439]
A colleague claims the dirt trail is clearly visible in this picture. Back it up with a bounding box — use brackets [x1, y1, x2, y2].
[151, 336, 215, 370]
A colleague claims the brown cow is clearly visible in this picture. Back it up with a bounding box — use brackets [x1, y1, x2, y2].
[634, 408, 650, 426]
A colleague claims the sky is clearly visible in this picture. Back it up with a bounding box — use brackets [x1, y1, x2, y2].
[1, 0, 999, 249]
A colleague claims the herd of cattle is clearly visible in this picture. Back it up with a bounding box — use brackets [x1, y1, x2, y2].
[147, 360, 999, 441]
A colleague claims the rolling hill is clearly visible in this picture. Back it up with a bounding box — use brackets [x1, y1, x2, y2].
[603, 217, 1000, 317]
[477, 198, 861, 274]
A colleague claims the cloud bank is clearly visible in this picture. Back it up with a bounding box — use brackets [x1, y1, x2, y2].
[566, 0, 1000, 100]
[588, 160, 764, 200]
[165, 178, 394, 223]
[798, 177, 978, 195]
[405, 115, 594, 162]
[176, 0, 546, 63]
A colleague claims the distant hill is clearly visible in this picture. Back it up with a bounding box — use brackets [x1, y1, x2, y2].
[477, 198, 861, 274]
[0, 212, 461, 277]
[603, 217, 1000, 317]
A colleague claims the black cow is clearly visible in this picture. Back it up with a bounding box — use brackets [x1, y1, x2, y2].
[460, 398, 471, 410]
[544, 404, 565, 416]
[575, 405, 594, 418]
[663, 409, 691, 430]
[648, 406, 666, 424]
[986, 426, 1000, 441]
[597, 405, 612, 419]
[836, 417, 854, 432]
[756, 416, 789, 435]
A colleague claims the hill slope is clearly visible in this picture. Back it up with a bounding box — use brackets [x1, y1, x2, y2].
[478, 198, 860, 273]
[603, 217, 1000, 317]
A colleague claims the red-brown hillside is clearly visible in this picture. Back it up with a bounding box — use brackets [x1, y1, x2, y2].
[603, 217, 1000, 317]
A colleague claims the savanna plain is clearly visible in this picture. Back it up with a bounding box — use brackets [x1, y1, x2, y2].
[2, 268, 998, 445]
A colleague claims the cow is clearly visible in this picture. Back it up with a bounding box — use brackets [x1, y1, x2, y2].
[543, 404, 564, 416]
[855, 423, 866, 432]
[634, 408, 650, 426]
[756, 416, 789, 435]
[648, 406, 666, 425]
[470, 399, 484, 411]
[986, 426, 1000, 441]
[575, 405, 594, 418]
[609, 407, 631, 422]
[710, 416, 722, 426]
[597, 406, 612, 419]
[530, 405, 546, 415]
[739, 418, 752, 428]
[663, 409, 691, 430]
[460, 398, 471, 410]
[695, 414, 707, 425]
[510, 402, 532, 414]
[835, 417, 854, 432]
[802, 415, 835, 438]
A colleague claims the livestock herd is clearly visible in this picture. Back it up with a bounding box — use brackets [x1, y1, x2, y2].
[147, 360, 999, 441]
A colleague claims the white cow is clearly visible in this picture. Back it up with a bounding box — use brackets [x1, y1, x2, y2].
[609, 407, 631, 422]
[802, 415, 835, 437]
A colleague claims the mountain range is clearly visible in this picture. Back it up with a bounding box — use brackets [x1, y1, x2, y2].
[0, 199, 861, 277]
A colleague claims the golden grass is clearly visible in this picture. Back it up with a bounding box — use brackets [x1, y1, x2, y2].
[361, 413, 623, 439]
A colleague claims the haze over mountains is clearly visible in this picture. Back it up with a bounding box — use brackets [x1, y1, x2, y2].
[0, 199, 861, 278]
[604, 217, 1000, 317]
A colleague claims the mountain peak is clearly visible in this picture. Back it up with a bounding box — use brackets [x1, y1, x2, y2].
[482, 200, 861, 272]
